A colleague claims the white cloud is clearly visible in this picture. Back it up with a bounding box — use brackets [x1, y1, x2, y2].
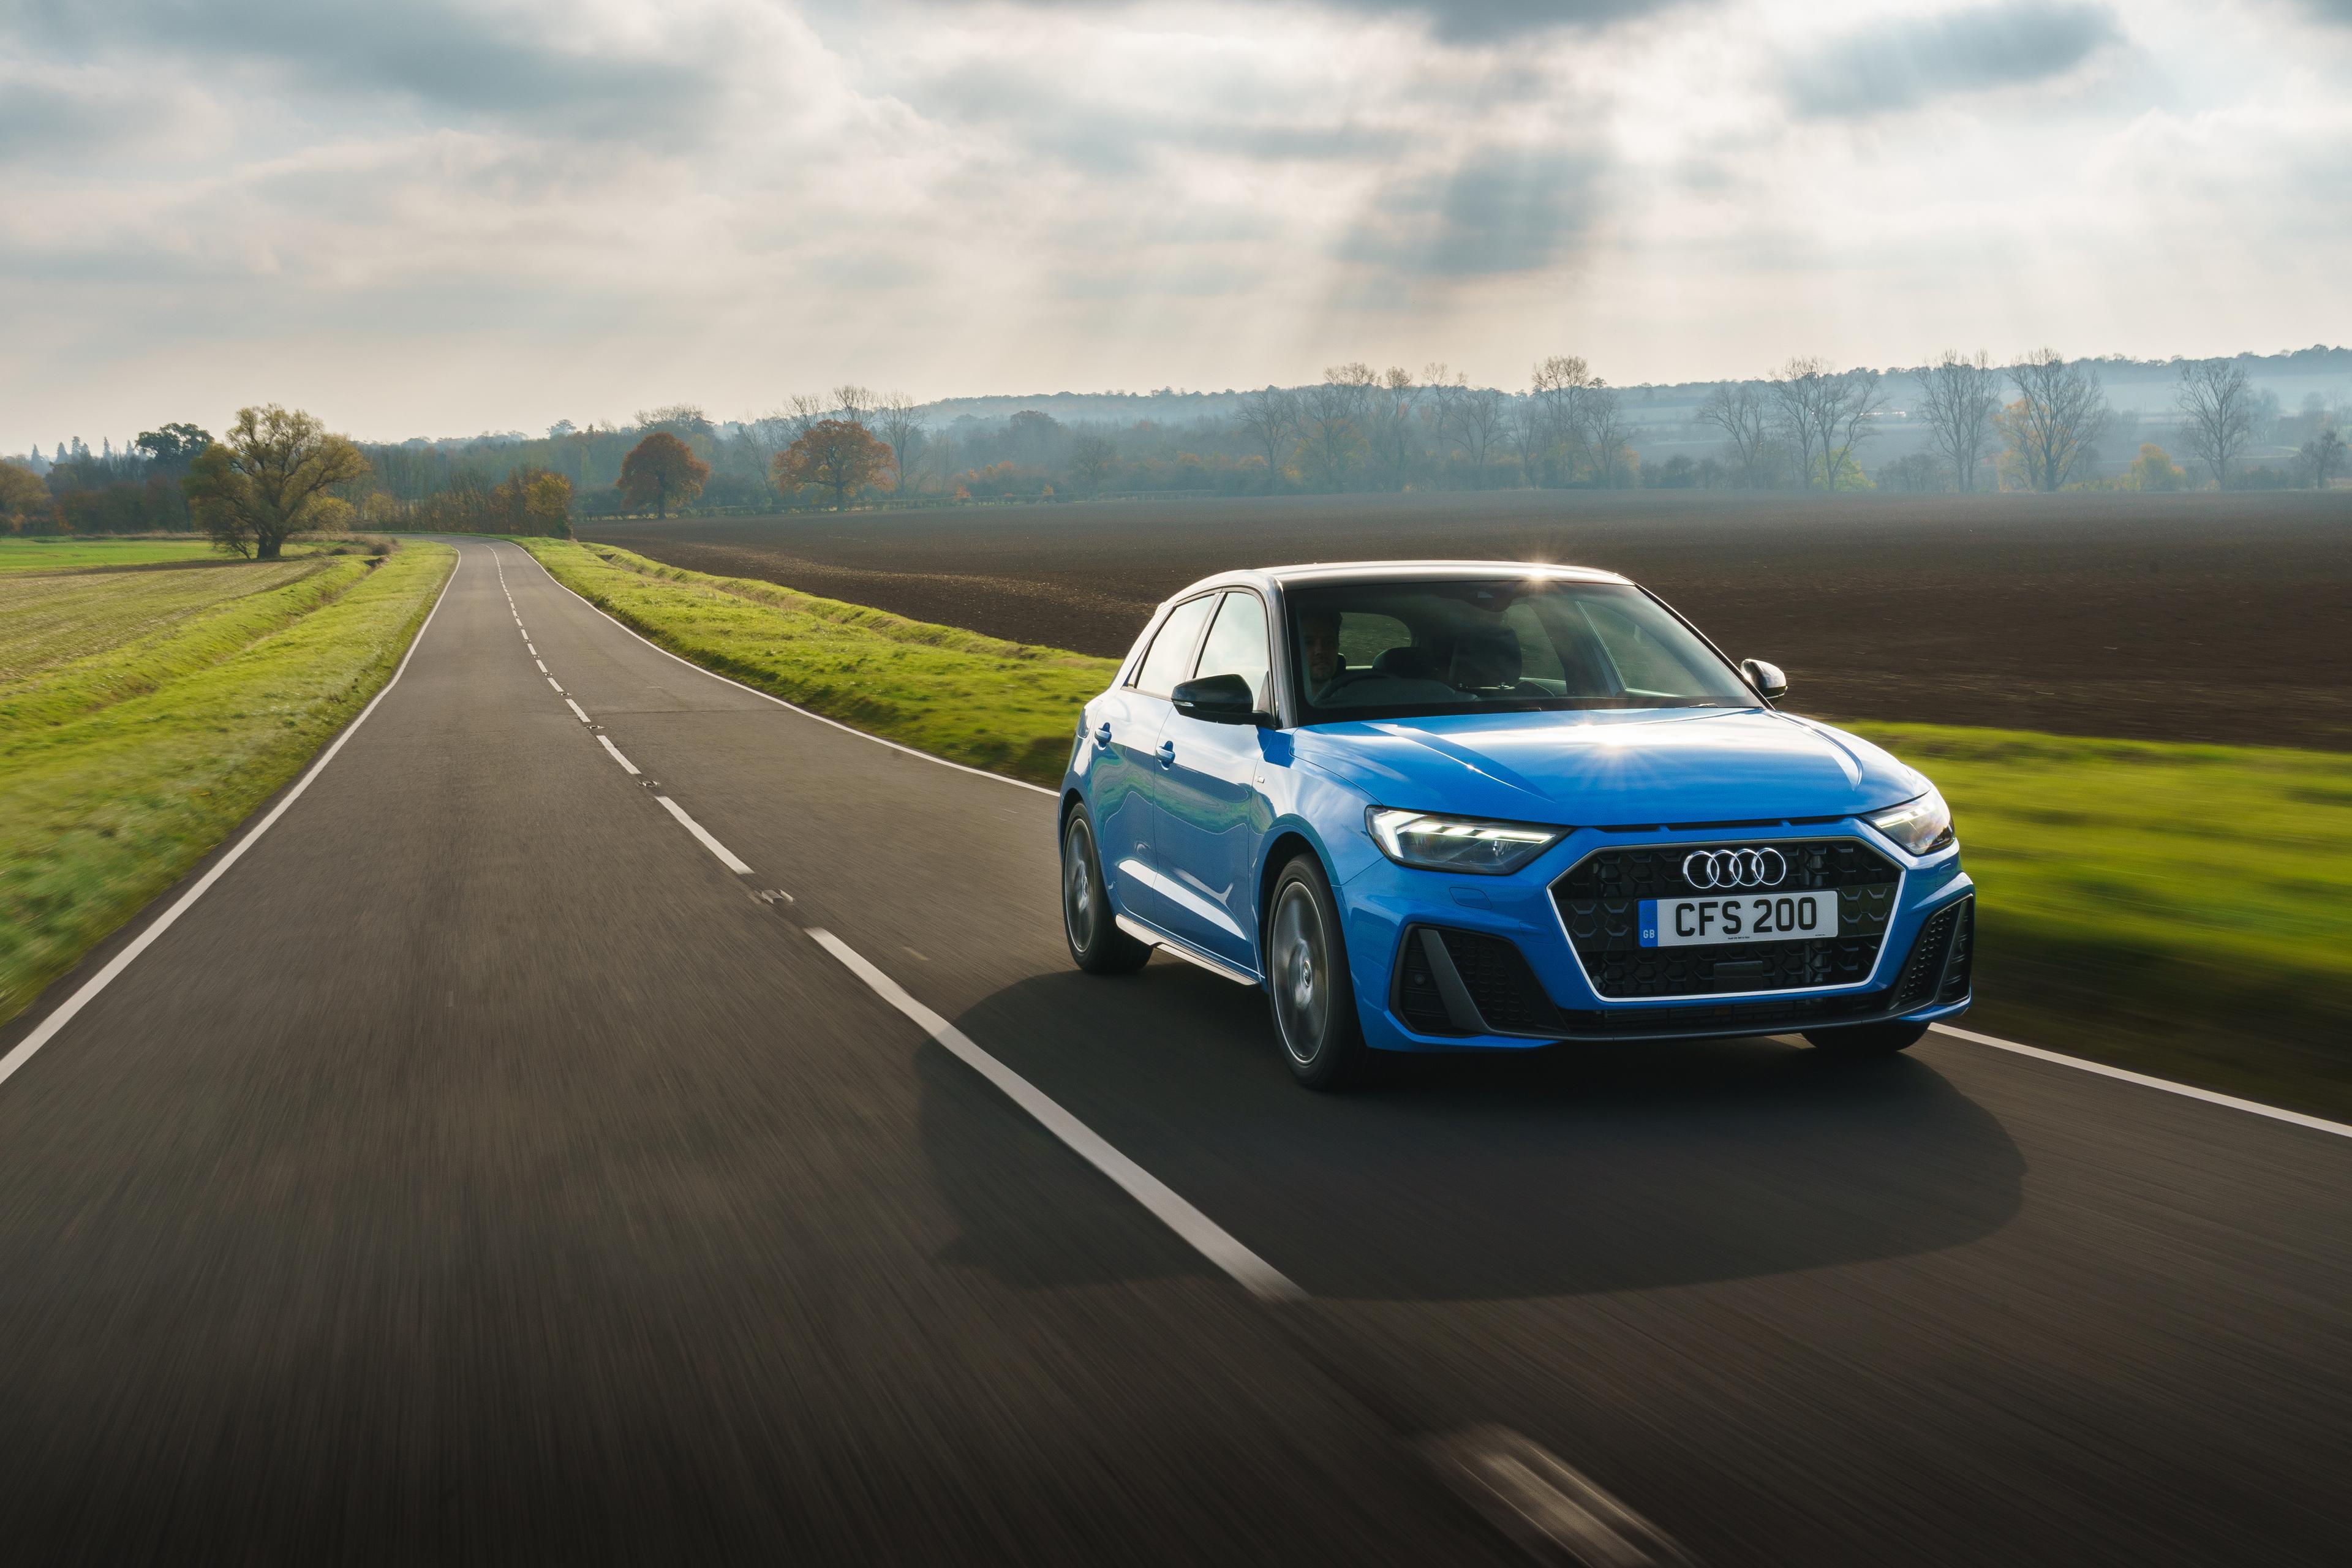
[1, 0, 2348, 445]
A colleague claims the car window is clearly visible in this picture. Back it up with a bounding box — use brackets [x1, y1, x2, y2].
[1132, 594, 1218, 698]
[1193, 591, 1270, 706]
[1286, 579, 1752, 722]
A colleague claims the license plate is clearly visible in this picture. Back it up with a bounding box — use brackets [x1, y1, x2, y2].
[1640, 891, 1838, 948]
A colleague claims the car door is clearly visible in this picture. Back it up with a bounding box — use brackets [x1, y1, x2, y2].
[1095, 592, 1219, 932]
[1151, 589, 1275, 972]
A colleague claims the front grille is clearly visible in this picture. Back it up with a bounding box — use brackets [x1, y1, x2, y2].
[1553, 839, 1901, 998]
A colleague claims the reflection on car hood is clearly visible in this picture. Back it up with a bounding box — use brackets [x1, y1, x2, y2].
[1292, 707, 1928, 826]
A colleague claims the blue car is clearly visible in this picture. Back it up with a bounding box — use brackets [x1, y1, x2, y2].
[1058, 562, 1974, 1089]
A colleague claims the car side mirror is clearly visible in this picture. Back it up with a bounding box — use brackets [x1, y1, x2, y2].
[1741, 658, 1789, 701]
[1172, 673, 1265, 725]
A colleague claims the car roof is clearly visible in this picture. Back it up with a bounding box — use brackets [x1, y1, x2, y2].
[1163, 560, 1631, 603]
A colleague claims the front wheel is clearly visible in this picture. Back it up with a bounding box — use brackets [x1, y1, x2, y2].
[1062, 807, 1149, 974]
[1264, 855, 1365, 1090]
[1803, 1019, 1929, 1057]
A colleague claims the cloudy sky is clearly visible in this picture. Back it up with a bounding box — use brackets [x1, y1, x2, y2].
[6, 0, 2350, 445]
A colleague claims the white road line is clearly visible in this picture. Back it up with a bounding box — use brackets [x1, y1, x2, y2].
[807, 928, 1303, 1303]
[510, 543, 1055, 797]
[546, 676, 563, 692]
[526, 644, 536, 655]
[1422, 1427, 1695, 1568]
[657, 796, 753, 873]
[597, 735, 641, 774]
[1932, 1024, 2352, 1139]
[535, 659, 548, 673]
[0, 548, 463, 1095]
[564, 698, 591, 724]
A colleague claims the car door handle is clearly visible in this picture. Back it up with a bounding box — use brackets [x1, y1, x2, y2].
[1095, 722, 1113, 748]
[1157, 740, 1176, 766]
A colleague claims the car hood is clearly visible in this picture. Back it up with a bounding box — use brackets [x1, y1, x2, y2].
[1291, 707, 1928, 826]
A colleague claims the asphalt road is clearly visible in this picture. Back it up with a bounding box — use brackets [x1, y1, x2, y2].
[2, 537, 2346, 1565]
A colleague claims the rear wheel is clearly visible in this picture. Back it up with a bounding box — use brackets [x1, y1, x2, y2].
[1803, 1019, 1929, 1057]
[1062, 807, 1148, 974]
[1265, 854, 1365, 1090]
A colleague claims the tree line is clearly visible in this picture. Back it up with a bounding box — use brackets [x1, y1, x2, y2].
[6, 351, 2345, 538]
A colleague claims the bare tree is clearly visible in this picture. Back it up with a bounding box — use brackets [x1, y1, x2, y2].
[874, 392, 924, 492]
[1695, 382, 1773, 481]
[1452, 388, 1506, 486]
[1366, 366, 1418, 484]
[832, 385, 876, 422]
[2176, 358, 2256, 488]
[1584, 389, 1632, 486]
[1529, 354, 1599, 480]
[1768, 358, 1885, 489]
[1917, 350, 1999, 492]
[782, 394, 829, 443]
[1506, 398, 1548, 488]
[1237, 386, 1300, 491]
[2004, 349, 2109, 492]
[2301, 424, 2344, 489]
[1299, 364, 1376, 491]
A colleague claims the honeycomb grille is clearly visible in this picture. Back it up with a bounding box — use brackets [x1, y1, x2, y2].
[1552, 839, 1901, 998]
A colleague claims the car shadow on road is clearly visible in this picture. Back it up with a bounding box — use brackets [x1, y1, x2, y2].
[920, 962, 2027, 1303]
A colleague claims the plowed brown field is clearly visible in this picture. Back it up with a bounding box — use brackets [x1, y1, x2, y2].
[585, 489, 2352, 749]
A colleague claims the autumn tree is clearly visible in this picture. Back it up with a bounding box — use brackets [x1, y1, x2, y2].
[775, 420, 894, 510]
[184, 405, 369, 559]
[617, 431, 710, 518]
[0, 460, 51, 533]
[1917, 350, 1999, 492]
[2002, 349, 2109, 492]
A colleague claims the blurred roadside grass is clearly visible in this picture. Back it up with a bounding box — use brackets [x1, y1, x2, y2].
[0, 539, 454, 1025]
[521, 538, 1115, 785]
[527, 538, 2351, 1110]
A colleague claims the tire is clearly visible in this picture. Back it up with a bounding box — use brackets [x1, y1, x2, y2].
[1061, 807, 1149, 974]
[1802, 1019, 1929, 1057]
[1263, 854, 1365, 1090]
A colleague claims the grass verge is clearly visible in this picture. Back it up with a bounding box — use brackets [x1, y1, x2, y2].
[521, 538, 1116, 783]
[521, 539, 2350, 1116]
[0, 541, 455, 1026]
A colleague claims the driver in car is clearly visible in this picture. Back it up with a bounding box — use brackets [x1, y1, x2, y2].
[1300, 609, 1345, 694]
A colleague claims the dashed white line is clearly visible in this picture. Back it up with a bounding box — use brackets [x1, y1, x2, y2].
[526, 644, 536, 655]
[597, 735, 641, 774]
[564, 698, 591, 724]
[535, 659, 548, 673]
[1932, 1024, 2352, 1139]
[546, 676, 563, 692]
[806, 927, 1303, 1303]
[509, 542, 1054, 798]
[657, 796, 753, 873]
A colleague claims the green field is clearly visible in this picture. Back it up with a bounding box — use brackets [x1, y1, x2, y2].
[0, 538, 454, 1025]
[524, 538, 2351, 1114]
[0, 538, 226, 574]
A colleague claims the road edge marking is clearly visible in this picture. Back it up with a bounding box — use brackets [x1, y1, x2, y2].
[0, 545, 464, 1093]
[655, 796, 753, 874]
[511, 541, 1057, 797]
[1931, 1023, 2352, 1140]
[805, 927, 1305, 1304]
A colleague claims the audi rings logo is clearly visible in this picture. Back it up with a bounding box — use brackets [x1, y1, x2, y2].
[1682, 847, 1788, 889]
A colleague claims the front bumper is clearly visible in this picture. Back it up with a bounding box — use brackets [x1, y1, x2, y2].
[1340, 820, 1975, 1052]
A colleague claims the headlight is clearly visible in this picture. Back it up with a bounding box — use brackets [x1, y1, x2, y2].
[1869, 788, 1955, 855]
[1366, 808, 1568, 875]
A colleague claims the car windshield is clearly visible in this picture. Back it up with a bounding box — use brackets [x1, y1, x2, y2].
[1286, 578, 1755, 723]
